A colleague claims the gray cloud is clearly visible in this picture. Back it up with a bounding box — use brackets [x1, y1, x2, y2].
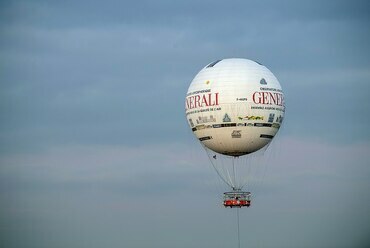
[1, 15, 369, 153]
[1, 139, 370, 247]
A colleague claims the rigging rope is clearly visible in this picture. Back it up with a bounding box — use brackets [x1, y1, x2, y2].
[237, 208, 241, 248]
[232, 158, 237, 189]
[203, 145, 234, 189]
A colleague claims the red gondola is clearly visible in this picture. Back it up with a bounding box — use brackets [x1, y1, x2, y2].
[223, 191, 251, 208]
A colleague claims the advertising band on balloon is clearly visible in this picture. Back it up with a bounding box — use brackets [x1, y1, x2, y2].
[185, 87, 285, 132]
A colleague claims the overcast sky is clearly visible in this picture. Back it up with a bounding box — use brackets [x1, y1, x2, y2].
[1, 0, 370, 247]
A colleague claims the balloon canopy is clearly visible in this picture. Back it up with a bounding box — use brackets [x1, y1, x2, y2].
[185, 58, 285, 157]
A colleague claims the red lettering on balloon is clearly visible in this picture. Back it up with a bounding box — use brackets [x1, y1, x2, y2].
[185, 92, 220, 110]
[252, 91, 284, 106]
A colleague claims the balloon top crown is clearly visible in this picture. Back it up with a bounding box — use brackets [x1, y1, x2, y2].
[203, 58, 264, 69]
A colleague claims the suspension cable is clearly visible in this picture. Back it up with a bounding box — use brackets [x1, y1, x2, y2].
[237, 208, 241, 248]
[202, 145, 234, 188]
[232, 158, 237, 190]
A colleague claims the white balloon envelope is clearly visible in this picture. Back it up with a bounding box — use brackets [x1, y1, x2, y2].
[185, 58, 285, 157]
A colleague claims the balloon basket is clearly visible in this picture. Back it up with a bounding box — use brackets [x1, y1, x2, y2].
[223, 191, 251, 208]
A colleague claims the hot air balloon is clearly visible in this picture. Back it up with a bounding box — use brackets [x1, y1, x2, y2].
[185, 58, 285, 208]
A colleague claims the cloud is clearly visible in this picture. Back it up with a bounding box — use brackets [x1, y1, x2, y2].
[1, 138, 370, 247]
[0, 143, 210, 193]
